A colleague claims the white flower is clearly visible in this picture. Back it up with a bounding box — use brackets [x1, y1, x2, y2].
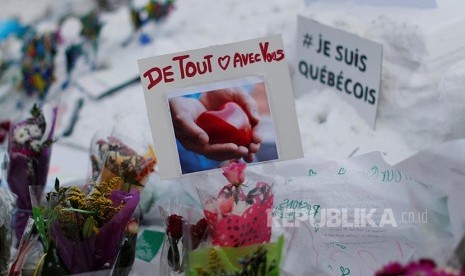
[27, 124, 43, 138]
[231, 201, 249, 216]
[14, 125, 30, 144]
[30, 140, 42, 152]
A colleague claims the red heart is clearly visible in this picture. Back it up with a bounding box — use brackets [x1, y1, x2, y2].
[196, 102, 252, 147]
[218, 55, 231, 70]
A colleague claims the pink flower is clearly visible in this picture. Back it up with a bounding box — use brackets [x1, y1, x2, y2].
[222, 162, 246, 186]
[375, 259, 465, 276]
[404, 259, 436, 276]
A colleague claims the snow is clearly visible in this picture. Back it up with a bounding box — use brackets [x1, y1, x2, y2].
[4, 0, 464, 164]
[88, 0, 465, 164]
[296, 0, 465, 162]
[2, 0, 465, 274]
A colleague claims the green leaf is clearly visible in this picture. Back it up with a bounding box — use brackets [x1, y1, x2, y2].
[33, 207, 45, 236]
[30, 103, 42, 118]
[82, 216, 96, 239]
[33, 207, 50, 253]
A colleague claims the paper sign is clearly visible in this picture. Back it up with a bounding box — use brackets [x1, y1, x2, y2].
[304, 0, 437, 9]
[138, 35, 303, 179]
[293, 16, 383, 128]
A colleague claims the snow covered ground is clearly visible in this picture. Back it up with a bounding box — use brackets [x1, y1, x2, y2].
[2, 0, 465, 274]
[59, 0, 465, 165]
[3, 0, 465, 165]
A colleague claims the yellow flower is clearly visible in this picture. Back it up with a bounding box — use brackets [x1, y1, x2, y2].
[54, 177, 124, 240]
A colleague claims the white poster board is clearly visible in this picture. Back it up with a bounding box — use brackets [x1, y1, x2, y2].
[293, 16, 383, 128]
[138, 35, 303, 179]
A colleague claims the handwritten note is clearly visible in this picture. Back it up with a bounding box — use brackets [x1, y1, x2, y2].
[141, 41, 284, 91]
[254, 152, 451, 275]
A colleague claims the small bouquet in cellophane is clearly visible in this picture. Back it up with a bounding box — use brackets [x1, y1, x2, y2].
[159, 204, 210, 275]
[89, 123, 157, 276]
[7, 104, 57, 242]
[187, 162, 282, 275]
[90, 133, 157, 193]
[20, 32, 59, 99]
[200, 162, 274, 247]
[32, 177, 140, 275]
[158, 162, 283, 275]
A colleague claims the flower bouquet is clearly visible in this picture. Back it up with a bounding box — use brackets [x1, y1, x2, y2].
[90, 131, 156, 276]
[20, 32, 58, 99]
[7, 104, 57, 242]
[123, 0, 176, 46]
[200, 162, 274, 247]
[79, 11, 103, 70]
[91, 135, 156, 192]
[32, 177, 140, 275]
[159, 206, 209, 275]
[159, 163, 278, 275]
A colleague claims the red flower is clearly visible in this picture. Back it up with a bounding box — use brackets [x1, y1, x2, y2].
[190, 218, 208, 237]
[166, 214, 183, 240]
[187, 218, 209, 249]
[222, 162, 246, 186]
[0, 120, 11, 131]
[0, 130, 6, 144]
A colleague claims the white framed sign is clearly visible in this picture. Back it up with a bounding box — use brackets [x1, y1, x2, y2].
[138, 35, 303, 179]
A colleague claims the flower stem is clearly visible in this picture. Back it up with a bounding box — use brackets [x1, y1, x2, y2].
[168, 238, 180, 271]
[234, 186, 239, 204]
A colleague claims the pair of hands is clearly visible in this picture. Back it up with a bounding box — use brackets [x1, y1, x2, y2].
[169, 89, 262, 162]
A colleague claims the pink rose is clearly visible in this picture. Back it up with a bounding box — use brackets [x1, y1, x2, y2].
[222, 162, 246, 186]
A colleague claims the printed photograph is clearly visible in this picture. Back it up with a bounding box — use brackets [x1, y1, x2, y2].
[167, 78, 278, 174]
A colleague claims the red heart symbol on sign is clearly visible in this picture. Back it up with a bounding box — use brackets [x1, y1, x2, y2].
[218, 55, 231, 71]
[196, 102, 252, 147]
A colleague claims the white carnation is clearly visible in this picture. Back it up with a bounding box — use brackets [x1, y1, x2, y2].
[27, 124, 43, 138]
[30, 140, 42, 152]
[14, 126, 29, 144]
